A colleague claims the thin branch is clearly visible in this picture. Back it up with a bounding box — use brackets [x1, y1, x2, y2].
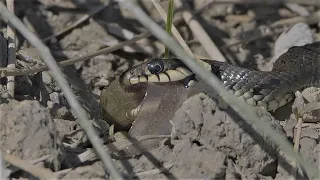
[2, 152, 57, 179]
[0, 3, 123, 179]
[174, 0, 226, 61]
[128, 162, 174, 177]
[194, 0, 320, 6]
[221, 29, 281, 50]
[75, 135, 171, 165]
[6, 0, 16, 97]
[0, 152, 8, 180]
[116, 1, 320, 179]
[151, 0, 194, 57]
[290, 117, 303, 180]
[8, 155, 51, 175]
[290, 91, 313, 180]
[271, 12, 320, 27]
[42, 3, 109, 42]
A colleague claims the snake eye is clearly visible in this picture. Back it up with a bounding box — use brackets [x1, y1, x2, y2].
[147, 59, 165, 74]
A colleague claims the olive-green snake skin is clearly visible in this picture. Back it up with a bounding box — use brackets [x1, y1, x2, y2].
[121, 41, 320, 112]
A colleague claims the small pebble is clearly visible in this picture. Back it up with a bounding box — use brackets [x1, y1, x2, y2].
[49, 92, 61, 104]
[42, 71, 52, 85]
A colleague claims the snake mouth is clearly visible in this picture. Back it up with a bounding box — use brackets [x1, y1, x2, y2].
[123, 58, 194, 85]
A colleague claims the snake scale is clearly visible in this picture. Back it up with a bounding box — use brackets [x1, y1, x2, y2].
[100, 41, 320, 131]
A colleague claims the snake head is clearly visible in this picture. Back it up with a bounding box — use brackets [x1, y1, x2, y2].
[121, 57, 193, 85]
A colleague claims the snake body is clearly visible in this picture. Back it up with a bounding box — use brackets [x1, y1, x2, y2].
[125, 42, 320, 111]
[101, 42, 320, 131]
[213, 42, 320, 111]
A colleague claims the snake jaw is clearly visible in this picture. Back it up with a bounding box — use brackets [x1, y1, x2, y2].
[129, 68, 194, 84]
[129, 75, 149, 84]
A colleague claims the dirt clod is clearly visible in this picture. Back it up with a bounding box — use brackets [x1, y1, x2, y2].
[0, 100, 62, 169]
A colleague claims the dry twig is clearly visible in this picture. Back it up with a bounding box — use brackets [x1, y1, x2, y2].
[174, 0, 226, 61]
[128, 162, 174, 178]
[290, 91, 305, 180]
[290, 116, 303, 180]
[73, 134, 171, 166]
[6, 0, 16, 97]
[293, 119, 303, 154]
[42, 3, 109, 42]
[0, 152, 8, 180]
[290, 92, 320, 179]
[0, 3, 122, 179]
[151, 0, 194, 57]
[271, 12, 320, 27]
[2, 152, 57, 179]
[221, 28, 283, 49]
[197, 0, 320, 6]
[8, 155, 52, 175]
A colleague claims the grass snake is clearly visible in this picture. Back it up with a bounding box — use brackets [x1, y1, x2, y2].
[100, 41, 320, 131]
